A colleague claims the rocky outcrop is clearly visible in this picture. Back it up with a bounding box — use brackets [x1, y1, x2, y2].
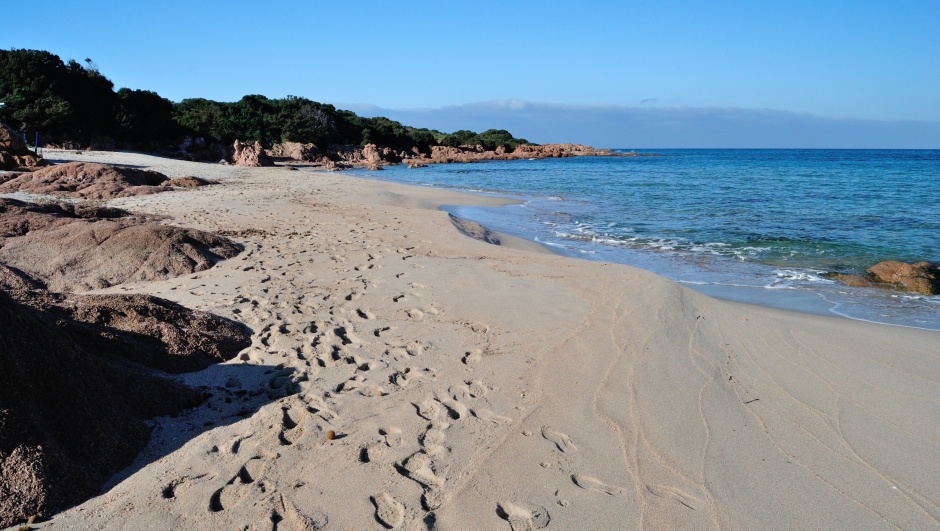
[2, 280, 251, 373]
[868, 261, 939, 295]
[0, 196, 251, 525]
[824, 261, 940, 295]
[0, 123, 49, 171]
[232, 140, 274, 167]
[268, 142, 323, 162]
[0, 198, 242, 292]
[0, 289, 206, 528]
[313, 142, 618, 169]
[0, 162, 171, 199]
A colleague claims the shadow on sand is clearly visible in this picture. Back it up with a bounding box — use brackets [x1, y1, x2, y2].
[100, 361, 301, 493]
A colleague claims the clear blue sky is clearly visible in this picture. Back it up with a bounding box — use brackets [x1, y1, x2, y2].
[4, 0, 939, 122]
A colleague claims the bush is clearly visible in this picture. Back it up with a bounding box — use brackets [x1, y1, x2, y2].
[1, 48, 532, 153]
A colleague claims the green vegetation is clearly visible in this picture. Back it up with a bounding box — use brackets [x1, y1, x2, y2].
[0, 48, 530, 153]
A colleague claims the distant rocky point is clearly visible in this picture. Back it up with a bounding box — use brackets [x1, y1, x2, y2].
[226, 140, 643, 169]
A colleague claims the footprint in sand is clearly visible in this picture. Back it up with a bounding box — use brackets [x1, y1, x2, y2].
[267, 493, 327, 531]
[541, 426, 577, 453]
[449, 384, 472, 401]
[467, 379, 488, 397]
[440, 398, 469, 420]
[279, 406, 308, 445]
[400, 451, 445, 488]
[210, 458, 268, 512]
[646, 484, 703, 510]
[413, 399, 442, 421]
[572, 474, 623, 496]
[162, 474, 210, 500]
[497, 502, 551, 531]
[471, 408, 512, 425]
[372, 492, 405, 529]
[421, 422, 449, 446]
[462, 349, 483, 365]
[360, 441, 387, 463]
[380, 427, 402, 447]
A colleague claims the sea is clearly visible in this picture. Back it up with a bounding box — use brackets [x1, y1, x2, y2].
[348, 150, 940, 330]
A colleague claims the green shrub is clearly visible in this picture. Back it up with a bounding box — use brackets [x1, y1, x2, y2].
[1, 48, 532, 153]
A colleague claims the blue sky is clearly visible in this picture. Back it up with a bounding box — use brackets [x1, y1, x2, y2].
[4, 1, 940, 146]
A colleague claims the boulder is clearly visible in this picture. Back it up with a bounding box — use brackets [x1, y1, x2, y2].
[0, 198, 129, 240]
[0, 289, 204, 527]
[0, 198, 242, 292]
[867, 261, 940, 295]
[7, 286, 251, 373]
[0, 162, 170, 199]
[0, 123, 49, 171]
[268, 142, 322, 162]
[362, 143, 382, 163]
[232, 140, 274, 167]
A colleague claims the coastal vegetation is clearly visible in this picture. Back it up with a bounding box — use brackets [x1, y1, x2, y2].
[0, 48, 529, 152]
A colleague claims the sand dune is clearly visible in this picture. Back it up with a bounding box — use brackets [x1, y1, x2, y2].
[9, 150, 937, 530]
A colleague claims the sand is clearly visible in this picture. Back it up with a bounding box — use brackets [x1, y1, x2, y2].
[10, 149, 940, 530]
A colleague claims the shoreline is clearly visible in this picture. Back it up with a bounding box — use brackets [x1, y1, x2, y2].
[7, 151, 940, 530]
[344, 161, 940, 332]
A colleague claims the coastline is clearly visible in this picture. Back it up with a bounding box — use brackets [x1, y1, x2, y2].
[346, 156, 940, 332]
[11, 151, 940, 530]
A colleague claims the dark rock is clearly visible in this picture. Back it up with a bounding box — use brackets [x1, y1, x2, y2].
[0, 124, 49, 171]
[868, 261, 940, 295]
[0, 289, 204, 527]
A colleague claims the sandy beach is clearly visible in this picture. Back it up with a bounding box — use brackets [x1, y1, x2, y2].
[11, 150, 939, 531]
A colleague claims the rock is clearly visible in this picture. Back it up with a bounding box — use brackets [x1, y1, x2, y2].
[867, 261, 940, 295]
[8, 287, 251, 373]
[232, 140, 274, 167]
[0, 198, 242, 292]
[0, 289, 204, 528]
[268, 142, 322, 162]
[0, 124, 49, 171]
[366, 161, 383, 171]
[821, 272, 875, 288]
[362, 144, 382, 163]
[0, 162, 169, 199]
[0, 198, 129, 239]
[162, 176, 217, 188]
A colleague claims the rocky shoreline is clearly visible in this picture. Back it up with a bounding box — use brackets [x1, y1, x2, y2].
[212, 139, 646, 171]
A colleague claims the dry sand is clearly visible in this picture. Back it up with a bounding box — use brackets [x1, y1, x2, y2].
[13, 150, 940, 530]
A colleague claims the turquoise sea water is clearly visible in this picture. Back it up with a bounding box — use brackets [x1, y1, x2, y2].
[348, 150, 940, 329]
